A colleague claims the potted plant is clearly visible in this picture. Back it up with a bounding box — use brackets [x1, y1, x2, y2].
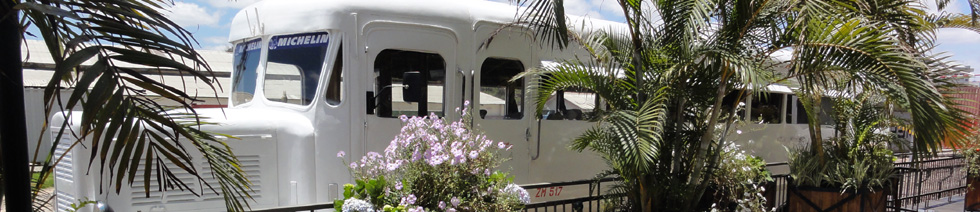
[786, 94, 900, 212]
[963, 146, 980, 210]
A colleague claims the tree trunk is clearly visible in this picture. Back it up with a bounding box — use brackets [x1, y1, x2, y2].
[0, 2, 33, 211]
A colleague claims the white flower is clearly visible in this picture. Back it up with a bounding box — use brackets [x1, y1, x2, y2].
[342, 198, 375, 212]
[501, 184, 530, 204]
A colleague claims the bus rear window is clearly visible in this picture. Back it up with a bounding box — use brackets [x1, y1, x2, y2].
[231, 38, 262, 106]
[264, 32, 331, 105]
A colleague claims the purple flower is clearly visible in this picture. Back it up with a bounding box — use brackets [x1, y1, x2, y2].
[412, 149, 422, 161]
[408, 206, 424, 212]
[498, 142, 507, 149]
[468, 151, 479, 159]
[439, 201, 446, 209]
[386, 162, 400, 171]
[451, 197, 460, 207]
[447, 208, 456, 212]
[395, 181, 403, 190]
[399, 115, 409, 122]
[485, 169, 491, 176]
[451, 154, 466, 165]
[337, 151, 345, 158]
[401, 194, 417, 206]
[349, 162, 356, 169]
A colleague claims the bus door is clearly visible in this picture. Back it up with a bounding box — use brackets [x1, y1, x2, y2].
[361, 22, 461, 159]
[472, 24, 535, 184]
[313, 32, 351, 203]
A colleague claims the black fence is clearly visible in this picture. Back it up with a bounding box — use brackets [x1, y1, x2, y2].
[249, 157, 968, 212]
[521, 178, 619, 212]
[890, 156, 968, 211]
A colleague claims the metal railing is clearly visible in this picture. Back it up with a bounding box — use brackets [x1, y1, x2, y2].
[890, 156, 968, 211]
[250, 203, 334, 212]
[249, 157, 968, 212]
[521, 178, 619, 212]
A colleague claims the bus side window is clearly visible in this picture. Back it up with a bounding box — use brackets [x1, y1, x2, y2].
[480, 58, 524, 120]
[721, 90, 746, 121]
[541, 90, 598, 121]
[325, 46, 343, 106]
[786, 94, 795, 124]
[795, 96, 808, 124]
[750, 93, 782, 124]
[373, 49, 446, 117]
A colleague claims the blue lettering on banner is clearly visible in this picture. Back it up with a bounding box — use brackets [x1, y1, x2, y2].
[236, 39, 262, 54]
[269, 32, 329, 50]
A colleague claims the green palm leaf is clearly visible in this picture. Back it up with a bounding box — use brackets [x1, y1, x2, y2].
[15, 0, 254, 211]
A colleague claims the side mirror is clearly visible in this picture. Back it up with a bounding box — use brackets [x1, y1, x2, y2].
[366, 91, 376, 114]
[402, 72, 425, 103]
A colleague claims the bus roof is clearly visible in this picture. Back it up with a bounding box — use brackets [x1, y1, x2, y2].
[228, 0, 627, 43]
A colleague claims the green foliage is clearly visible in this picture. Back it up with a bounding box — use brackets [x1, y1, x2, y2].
[31, 172, 54, 189]
[13, 0, 255, 211]
[789, 95, 897, 191]
[515, 0, 976, 210]
[961, 144, 980, 177]
[64, 198, 98, 212]
[707, 141, 772, 211]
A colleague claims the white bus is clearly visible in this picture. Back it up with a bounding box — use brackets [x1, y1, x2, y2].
[50, 0, 815, 211]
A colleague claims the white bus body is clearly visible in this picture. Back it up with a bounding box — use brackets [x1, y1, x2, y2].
[51, 0, 815, 211]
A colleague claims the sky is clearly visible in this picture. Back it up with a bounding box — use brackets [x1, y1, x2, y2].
[32, 0, 980, 75]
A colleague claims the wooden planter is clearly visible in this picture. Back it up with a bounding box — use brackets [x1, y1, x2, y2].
[787, 185, 887, 212]
[966, 176, 980, 211]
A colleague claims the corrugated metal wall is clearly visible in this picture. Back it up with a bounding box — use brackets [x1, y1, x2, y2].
[949, 86, 980, 148]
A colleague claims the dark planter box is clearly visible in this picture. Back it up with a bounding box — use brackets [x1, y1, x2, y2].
[967, 176, 980, 211]
[787, 185, 887, 212]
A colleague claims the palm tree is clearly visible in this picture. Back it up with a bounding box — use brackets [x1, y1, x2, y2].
[1, 0, 253, 211]
[511, 0, 978, 210]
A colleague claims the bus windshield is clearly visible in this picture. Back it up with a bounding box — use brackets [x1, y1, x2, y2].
[231, 38, 262, 106]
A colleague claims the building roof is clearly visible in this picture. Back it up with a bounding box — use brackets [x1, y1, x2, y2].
[20, 40, 233, 99]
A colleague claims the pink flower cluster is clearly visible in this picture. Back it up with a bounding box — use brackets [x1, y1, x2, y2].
[339, 102, 522, 211]
[343, 102, 514, 179]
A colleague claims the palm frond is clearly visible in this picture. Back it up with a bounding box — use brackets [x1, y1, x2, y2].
[19, 0, 254, 210]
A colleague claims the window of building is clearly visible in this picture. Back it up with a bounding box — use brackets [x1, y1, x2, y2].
[480, 58, 524, 120]
[264, 32, 331, 105]
[324, 46, 343, 106]
[373, 50, 446, 117]
[231, 38, 262, 106]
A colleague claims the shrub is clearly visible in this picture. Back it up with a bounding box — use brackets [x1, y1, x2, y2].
[706, 140, 772, 212]
[336, 102, 529, 212]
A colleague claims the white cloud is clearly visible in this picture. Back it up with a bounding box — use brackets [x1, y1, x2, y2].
[591, 0, 623, 20]
[206, 0, 265, 9]
[922, 0, 964, 15]
[563, 0, 600, 18]
[161, 2, 222, 27]
[936, 28, 980, 45]
[204, 36, 229, 44]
